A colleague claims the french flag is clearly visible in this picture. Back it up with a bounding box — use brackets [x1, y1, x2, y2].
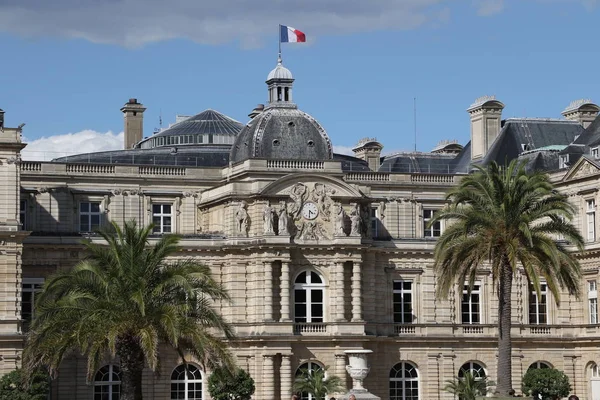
[280, 25, 306, 43]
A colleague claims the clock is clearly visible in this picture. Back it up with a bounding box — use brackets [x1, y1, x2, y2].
[301, 202, 319, 220]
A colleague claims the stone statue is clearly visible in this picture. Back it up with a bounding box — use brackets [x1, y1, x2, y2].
[278, 201, 289, 235]
[235, 201, 249, 237]
[263, 202, 274, 234]
[334, 202, 347, 236]
[289, 183, 308, 217]
[350, 204, 362, 237]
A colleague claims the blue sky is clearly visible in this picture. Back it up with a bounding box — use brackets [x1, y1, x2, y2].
[0, 0, 598, 159]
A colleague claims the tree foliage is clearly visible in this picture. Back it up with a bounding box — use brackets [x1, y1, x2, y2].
[0, 368, 49, 400]
[443, 372, 494, 400]
[431, 160, 583, 395]
[208, 366, 255, 400]
[292, 366, 344, 400]
[23, 220, 235, 400]
[522, 368, 571, 400]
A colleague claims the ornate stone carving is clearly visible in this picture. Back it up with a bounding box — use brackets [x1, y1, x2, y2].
[572, 161, 599, 180]
[311, 182, 336, 221]
[235, 201, 249, 237]
[183, 191, 201, 199]
[277, 201, 289, 235]
[263, 202, 275, 235]
[350, 203, 362, 237]
[289, 183, 308, 217]
[333, 202, 347, 237]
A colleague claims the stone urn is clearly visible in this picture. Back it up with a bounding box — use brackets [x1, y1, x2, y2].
[344, 349, 372, 392]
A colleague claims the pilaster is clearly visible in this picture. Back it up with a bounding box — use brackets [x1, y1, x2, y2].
[262, 354, 275, 400]
[264, 261, 273, 321]
[280, 261, 291, 322]
[351, 261, 362, 322]
[280, 354, 292, 400]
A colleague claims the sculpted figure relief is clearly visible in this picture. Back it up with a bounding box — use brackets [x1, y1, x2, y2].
[334, 202, 347, 236]
[235, 201, 249, 237]
[350, 204, 362, 237]
[278, 200, 289, 235]
[263, 202, 274, 234]
[312, 183, 336, 221]
[289, 183, 308, 217]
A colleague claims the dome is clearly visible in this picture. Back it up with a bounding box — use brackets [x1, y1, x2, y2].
[267, 60, 293, 81]
[230, 107, 333, 164]
[137, 109, 244, 149]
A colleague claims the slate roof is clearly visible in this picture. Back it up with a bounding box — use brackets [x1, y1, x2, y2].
[482, 118, 583, 166]
[138, 109, 244, 144]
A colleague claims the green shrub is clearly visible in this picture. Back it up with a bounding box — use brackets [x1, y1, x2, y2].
[522, 368, 570, 400]
[0, 368, 50, 400]
[208, 366, 255, 400]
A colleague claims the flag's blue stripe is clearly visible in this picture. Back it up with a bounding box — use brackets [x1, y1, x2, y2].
[280, 25, 289, 42]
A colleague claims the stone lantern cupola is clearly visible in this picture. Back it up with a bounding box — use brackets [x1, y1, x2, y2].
[266, 56, 295, 108]
[562, 99, 600, 129]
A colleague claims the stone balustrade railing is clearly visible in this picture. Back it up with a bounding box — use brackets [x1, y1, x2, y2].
[293, 323, 328, 334]
[344, 172, 390, 182]
[266, 160, 324, 170]
[21, 161, 41, 171]
[66, 164, 115, 174]
[410, 174, 455, 183]
[138, 166, 186, 176]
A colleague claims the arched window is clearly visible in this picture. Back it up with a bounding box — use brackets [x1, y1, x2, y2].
[94, 365, 121, 400]
[458, 362, 486, 380]
[592, 363, 600, 378]
[295, 361, 324, 400]
[294, 271, 325, 323]
[171, 364, 203, 400]
[528, 361, 551, 370]
[389, 362, 419, 400]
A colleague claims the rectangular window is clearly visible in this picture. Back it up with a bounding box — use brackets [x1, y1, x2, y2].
[371, 208, 379, 238]
[461, 283, 481, 324]
[19, 199, 27, 230]
[590, 280, 598, 324]
[559, 155, 569, 169]
[587, 199, 596, 242]
[393, 280, 413, 324]
[423, 209, 441, 237]
[529, 283, 548, 324]
[593, 148, 599, 158]
[152, 204, 172, 234]
[22, 278, 44, 329]
[79, 202, 101, 232]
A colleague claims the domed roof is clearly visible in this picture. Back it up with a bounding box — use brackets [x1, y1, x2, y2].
[153, 109, 244, 137]
[230, 107, 333, 164]
[267, 59, 293, 81]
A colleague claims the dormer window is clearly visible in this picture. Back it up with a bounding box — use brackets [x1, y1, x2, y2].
[559, 154, 569, 169]
[593, 147, 599, 159]
[521, 144, 531, 152]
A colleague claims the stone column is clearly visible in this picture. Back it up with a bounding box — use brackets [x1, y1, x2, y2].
[262, 355, 275, 400]
[351, 261, 362, 322]
[334, 353, 347, 388]
[281, 354, 292, 400]
[335, 261, 345, 322]
[264, 261, 273, 321]
[280, 261, 291, 321]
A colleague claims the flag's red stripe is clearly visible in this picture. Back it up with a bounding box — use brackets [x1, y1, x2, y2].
[293, 29, 306, 42]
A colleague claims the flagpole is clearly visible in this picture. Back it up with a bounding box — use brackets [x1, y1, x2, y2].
[278, 24, 282, 62]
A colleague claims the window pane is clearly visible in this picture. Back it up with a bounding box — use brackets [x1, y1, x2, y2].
[80, 202, 89, 212]
[163, 204, 171, 214]
[91, 203, 100, 212]
[153, 204, 161, 213]
[295, 290, 306, 303]
[311, 290, 323, 303]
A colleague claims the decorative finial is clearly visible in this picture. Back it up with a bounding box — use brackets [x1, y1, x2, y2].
[277, 53, 282, 65]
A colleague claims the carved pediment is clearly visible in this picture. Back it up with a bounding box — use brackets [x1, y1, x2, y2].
[563, 158, 600, 182]
[260, 173, 364, 198]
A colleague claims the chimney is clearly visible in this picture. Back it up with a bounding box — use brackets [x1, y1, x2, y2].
[467, 95, 504, 160]
[120, 98, 146, 149]
[0, 109, 4, 130]
[352, 138, 383, 171]
[562, 99, 599, 129]
[248, 104, 265, 119]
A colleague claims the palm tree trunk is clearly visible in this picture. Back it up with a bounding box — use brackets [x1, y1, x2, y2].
[496, 257, 513, 395]
[117, 336, 145, 400]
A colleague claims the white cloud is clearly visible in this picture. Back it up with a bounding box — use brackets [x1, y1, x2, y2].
[474, 0, 504, 16]
[0, 0, 450, 48]
[22, 130, 123, 161]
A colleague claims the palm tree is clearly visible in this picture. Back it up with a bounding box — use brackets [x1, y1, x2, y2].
[431, 160, 583, 396]
[444, 371, 494, 400]
[23, 220, 234, 400]
[292, 365, 345, 400]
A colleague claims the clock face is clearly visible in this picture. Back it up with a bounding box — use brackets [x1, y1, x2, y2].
[301, 202, 319, 220]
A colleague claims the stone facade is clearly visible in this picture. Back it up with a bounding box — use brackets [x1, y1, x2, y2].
[3, 62, 600, 399]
